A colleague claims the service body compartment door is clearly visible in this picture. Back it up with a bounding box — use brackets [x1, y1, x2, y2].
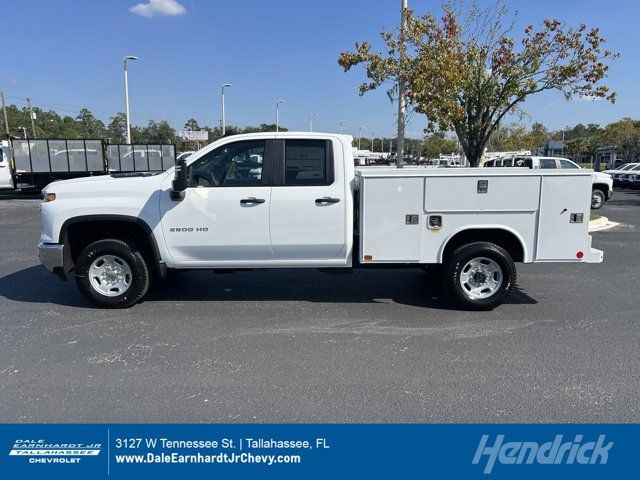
[536, 175, 591, 260]
[360, 176, 423, 262]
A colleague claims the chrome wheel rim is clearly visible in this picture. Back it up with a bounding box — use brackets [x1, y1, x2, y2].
[89, 255, 132, 297]
[592, 192, 603, 208]
[459, 257, 503, 300]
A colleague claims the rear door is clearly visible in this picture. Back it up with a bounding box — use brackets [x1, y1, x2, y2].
[269, 138, 347, 262]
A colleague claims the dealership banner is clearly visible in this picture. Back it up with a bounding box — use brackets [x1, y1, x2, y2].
[0, 423, 634, 479]
[178, 130, 209, 142]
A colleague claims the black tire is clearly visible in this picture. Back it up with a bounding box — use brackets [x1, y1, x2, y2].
[591, 189, 605, 209]
[74, 239, 150, 308]
[442, 242, 516, 311]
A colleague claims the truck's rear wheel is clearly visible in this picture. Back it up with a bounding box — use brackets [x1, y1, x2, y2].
[75, 239, 150, 308]
[591, 189, 605, 209]
[442, 242, 516, 310]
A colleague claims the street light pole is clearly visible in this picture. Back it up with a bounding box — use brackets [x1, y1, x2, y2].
[358, 125, 365, 150]
[396, 0, 408, 168]
[275, 99, 285, 132]
[339, 120, 346, 134]
[309, 113, 318, 132]
[370, 131, 377, 151]
[19, 126, 27, 139]
[221, 83, 232, 135]
[123, 55, 138, 144]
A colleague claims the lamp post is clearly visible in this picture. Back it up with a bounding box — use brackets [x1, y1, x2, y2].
[123, 55, 138, 144]
[339, 120, 347, 134]
[358, 125, 365, 150]
[275, 100, 285, 132]
[309, 112, 318, 132]
[221, 83, 232, 135]
[370, 131, 377, 152]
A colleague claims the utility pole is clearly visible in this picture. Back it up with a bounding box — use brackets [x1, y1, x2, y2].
[396, 0, 408, 168]
[370, 131, 376, 151]
[0, 91, 8, 137]
[339, 120, 346, 134]
[26, 97, 36, 138]
[358, 125, 365, 150]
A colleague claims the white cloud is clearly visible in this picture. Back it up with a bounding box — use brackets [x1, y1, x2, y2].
[129, 0, 186, 18]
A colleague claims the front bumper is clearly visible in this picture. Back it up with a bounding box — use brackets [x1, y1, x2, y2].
[38, 242, 67, 280]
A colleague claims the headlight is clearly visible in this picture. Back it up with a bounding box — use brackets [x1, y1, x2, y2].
[43, 192, 56, 202]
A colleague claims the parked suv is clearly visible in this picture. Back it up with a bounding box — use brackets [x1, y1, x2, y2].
[616, 164, 640, 188]
[483, 156, 613, 209]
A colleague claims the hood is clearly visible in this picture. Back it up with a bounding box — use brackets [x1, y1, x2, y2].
[42, 171, 170, 195]
[593, 171, 612, 180]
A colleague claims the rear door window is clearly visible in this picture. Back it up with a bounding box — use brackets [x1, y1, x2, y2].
[539, 159, 557, 169]
[513, 157, 532, 168]
[559, 160, 579, 169]
[284, 140, 331, 185]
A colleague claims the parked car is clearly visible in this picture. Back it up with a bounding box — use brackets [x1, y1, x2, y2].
[38, 132, 602, 310]
[628, 173, 640, 189]
[602, 162, 639, 176]
[616, 164, 640, 188]
[483, 156, 613, 209]
[176, 151, 195, 162]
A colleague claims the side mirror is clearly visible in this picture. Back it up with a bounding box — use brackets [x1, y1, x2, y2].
[170, 158, 188, 200]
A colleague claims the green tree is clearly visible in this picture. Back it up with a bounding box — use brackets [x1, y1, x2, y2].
[565, 136, 591, 161]
[107, 113, 127, 143]
[487, 124, 530, 151]
[338, 0, 618, 165]
[141, 120, 176, 144]
[421, 132, 458, 158]
[600, 118, 640, 162]
[183, 118, 200, 131]
[76, 107, 105, 138]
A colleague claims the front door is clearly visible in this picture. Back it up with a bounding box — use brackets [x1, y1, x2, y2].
[160, 139, 274, 265]
[0, 147, 13, 189]
[269, 138, 347, 262]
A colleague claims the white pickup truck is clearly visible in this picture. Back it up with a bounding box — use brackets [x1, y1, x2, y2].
[482, 155, 613, 209]
[38, 133, 602, 310]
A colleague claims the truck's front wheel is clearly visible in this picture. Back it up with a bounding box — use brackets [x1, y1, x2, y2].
[591, 189, 605, 209]
[75, 239, 150, 308]
[442, 242, 516, 311]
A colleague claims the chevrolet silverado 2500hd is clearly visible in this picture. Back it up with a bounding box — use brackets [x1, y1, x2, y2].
[38, 132, 603, 310]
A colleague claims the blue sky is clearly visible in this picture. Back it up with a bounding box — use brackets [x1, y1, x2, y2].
[3, 0, 639, 138]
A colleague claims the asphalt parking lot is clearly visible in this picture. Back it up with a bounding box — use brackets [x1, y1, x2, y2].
[0, 190, 639, 423]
